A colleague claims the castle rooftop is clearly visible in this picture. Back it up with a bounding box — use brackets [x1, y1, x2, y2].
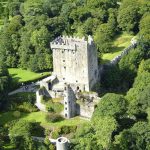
[50, 35, 94, 50]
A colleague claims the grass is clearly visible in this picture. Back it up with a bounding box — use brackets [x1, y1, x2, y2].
[0, 111, 26, 125]
[101, 32, 135, 64]
[0, 111, 87, 128]
[41, 96, 63, 113]
[8, 68, 50, 83]
[22, 112, 87, 128]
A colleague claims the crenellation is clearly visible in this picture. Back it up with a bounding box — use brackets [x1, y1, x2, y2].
[40, 35, 99, 119]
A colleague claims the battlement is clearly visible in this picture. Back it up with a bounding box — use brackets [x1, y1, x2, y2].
[50, 35, 94, 50]
[50, 43, 76, 50]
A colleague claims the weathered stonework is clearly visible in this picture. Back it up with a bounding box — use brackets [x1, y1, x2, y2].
[50, 35, 98, 91]
[39, 35, 99, 119]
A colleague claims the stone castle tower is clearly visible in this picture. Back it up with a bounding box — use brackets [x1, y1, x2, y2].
[39, 35, 99, 119]
[50, 35, 98, 92]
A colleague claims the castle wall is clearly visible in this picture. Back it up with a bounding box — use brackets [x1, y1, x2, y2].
[51, 35, 98, 92]
[64, 84, 76, 118]
[79, 104, 95, 118]
[87, 39, 99, 90]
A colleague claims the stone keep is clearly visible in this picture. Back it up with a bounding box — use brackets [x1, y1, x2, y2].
[50, 35, 98, 91]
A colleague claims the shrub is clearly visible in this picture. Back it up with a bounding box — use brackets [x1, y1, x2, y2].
[51, 125, 77, 139]
[46, 105, 54, 112]
[45, 113, 63, 123]
[49, 144, 55, 150]
[18, 102, 38, 113]
[60, 125, 77, 134]
[51, 128, 61, 139]
[13, 111, 21, 118]
[46, 102, 63, 113]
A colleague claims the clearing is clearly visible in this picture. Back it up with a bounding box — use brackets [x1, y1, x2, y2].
[101, 32, 135, 64]
[0, 111, 87, 128]
[8, 68, 50, 83]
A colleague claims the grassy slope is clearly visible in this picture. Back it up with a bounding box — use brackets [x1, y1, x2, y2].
[8, 68, 50, 83]
[101, 33, 135, 64]
[0, 111, 87, 128]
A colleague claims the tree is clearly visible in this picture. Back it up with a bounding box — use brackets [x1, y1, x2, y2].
[138, 59, 150, 73]
[101, 65, 121, 90]
[127, 85, 150, 118]
[113, 122, 150, 150]
[139, 13, 150, 51]
[93, 117, 118, 149]
[72, 123, 101, 150]
[117, 0, 140, 33]
[93, 93, 127, 119]
[72, 116, 118, 150]
[94, 23, 113, 53]
[126, 63, 150, 118]
[119, 48, 144, 89]
[0, 60, 10, 109]
[9, 120, 45, 150]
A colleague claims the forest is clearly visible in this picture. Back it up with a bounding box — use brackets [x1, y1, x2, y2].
[0, 0, 150, 149]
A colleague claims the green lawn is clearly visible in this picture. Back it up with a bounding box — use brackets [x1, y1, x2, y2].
[0, 111, 27, 125]
[101, 33, 135, 64]
[8, 68, 50, 83]
[0, 111, 87, 128]
[21, 111, 87, 128]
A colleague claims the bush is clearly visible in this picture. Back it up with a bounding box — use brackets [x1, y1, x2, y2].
[46, 102, 63, 113]
[51, 128, 61, 139]
[45, 113, 63, 123]
[60, 125, 77, 134]
[51, 125, 77, 139]
[13, 111, 21, 118]
[18, 102, 38, 113]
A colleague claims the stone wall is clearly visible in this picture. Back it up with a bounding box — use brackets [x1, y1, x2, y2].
[64, 84, 76, 118]
[50, 35, 98, 92]
[99, 43, 137, 78]
[76, 92, 100, 118]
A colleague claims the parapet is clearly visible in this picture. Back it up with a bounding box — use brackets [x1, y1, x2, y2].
[50, 35, 94, 50]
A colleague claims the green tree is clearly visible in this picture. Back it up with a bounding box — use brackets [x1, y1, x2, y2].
[139, 13, 150, 53]
[0, 60, 10, 109]
[9, 120, 45, 150]
[113, 122, 150, 150]
[93, 93, 127, 119]
[119, 48, 144, 89]
[117, 0, 140, 33]
[138, 59, 150, 73]
[94, 23, 113, 53]
[93, 117, 118, 149]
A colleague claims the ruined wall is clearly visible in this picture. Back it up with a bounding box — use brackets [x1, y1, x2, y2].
[64, 84, 76, 118]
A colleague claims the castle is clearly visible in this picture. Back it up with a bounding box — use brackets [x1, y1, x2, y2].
[39, 35, 100, 118]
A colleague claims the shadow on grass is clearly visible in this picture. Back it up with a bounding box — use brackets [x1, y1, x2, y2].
[10, 74, 21, 82]
[0, 111, 29, 126]
[110, 46, 125, 53]
[101, 59, 110, 64]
